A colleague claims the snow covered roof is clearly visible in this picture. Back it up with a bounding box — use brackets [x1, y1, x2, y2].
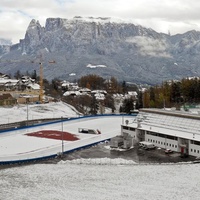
[79, 88, 91, 92]
[95, 93, 105, 100]
[91, 90, 107, 94]
[63, 91, 81, 96]
[27, 83, 40, 90]
[129, 109, 200, 141]
[128, 91, 137, 96]
[61, 81, 70, 87]
[0, 79, 18, 85]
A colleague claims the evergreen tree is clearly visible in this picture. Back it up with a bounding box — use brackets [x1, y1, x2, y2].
[122, 81, 127, 94]
[90, 95, 99, 115]
[31, 70, 37, 80]
[14, 70, 21, 80]
[170, 81, 181, 103]
[121, 98, 134, 114]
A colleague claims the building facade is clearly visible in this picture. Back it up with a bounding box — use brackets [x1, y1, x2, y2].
[121, 109, 200, 157]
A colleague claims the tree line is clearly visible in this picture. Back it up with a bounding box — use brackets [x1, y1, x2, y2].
[143, 78, 200, 109]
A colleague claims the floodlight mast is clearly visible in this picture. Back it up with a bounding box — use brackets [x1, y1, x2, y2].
[39, 62, 43, 103]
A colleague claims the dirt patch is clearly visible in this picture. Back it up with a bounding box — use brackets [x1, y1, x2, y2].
[26, 130, 79, 141]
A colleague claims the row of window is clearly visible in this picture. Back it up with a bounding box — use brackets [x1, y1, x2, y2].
[147, 138, 178, 149]
[191, 149, 200, 154]
[190, 140, 200, 146]
[147, 131, 178, 140]
[122, 126, 135, 131]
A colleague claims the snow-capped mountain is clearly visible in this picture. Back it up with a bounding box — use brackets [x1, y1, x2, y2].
[1, 16, 200, 84]
[0, 38, 12, 46]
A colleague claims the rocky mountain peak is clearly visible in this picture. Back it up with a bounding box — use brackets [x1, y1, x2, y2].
[0, 38, 12, 46]
[20, 19, 44, 54]
[45, 18, 65, 31]
[1, 17, 200, 84]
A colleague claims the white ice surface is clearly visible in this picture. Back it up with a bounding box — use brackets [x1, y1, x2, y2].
[0, 114, 131, 161]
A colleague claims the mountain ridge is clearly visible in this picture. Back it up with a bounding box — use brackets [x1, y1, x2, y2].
[1, 16, 200, 84]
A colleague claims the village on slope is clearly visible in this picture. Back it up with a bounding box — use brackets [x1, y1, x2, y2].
[0, 72, 139, 121]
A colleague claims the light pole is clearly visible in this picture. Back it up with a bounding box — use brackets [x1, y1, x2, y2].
[122, 114, 124, 125]
[26, 98, 29, 126]
[133, 101, 136, 110]
[61, 116, 64, 155]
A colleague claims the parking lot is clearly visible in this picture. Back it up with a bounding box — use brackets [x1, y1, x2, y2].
[63, 142, 196, 164]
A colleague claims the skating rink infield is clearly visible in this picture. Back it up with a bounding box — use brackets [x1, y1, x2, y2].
[0, 115, 134, 164]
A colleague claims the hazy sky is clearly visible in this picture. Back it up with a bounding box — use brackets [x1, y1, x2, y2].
[1, 0, 200, 44]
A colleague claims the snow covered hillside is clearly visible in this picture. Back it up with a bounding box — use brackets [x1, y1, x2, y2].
[0, 101, 80, 124]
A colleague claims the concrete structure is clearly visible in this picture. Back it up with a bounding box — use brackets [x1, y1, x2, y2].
[110, 132, 134, 149]
[121, 109, 200, 157]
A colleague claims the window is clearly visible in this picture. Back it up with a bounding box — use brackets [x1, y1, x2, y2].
[191, 149, 193, 152]
[122, 126, 129, 130]
[193, 141, 200, 146]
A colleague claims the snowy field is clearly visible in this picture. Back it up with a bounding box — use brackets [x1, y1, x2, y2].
[1, 102, 200, 199]
[0, 160, 200, 200]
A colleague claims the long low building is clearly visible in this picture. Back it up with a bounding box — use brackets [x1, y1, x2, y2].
[121, 109, 200, 157]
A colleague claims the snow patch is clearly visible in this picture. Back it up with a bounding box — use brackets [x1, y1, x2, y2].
[69, 73, 76, 76]
[58, 158, 137, 165]
[86, 64, 107, 69]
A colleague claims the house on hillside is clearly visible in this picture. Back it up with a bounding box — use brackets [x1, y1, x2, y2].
[26, 83, 40, 95]
[17, 94, 39, 104]
[0, 73, 10, 79]
[0, 93, 17, 106]
[0, 79, 19, 91]
[79, 88, 91, 95]
[124, 91, 138, 101]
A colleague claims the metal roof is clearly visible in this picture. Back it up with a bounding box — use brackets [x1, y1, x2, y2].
[128, 109, 200, 141]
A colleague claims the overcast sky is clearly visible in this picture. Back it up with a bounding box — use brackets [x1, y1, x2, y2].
[1, 0, 200, 44]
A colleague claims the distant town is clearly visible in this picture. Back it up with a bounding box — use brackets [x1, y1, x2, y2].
[1, 69, 200, 116]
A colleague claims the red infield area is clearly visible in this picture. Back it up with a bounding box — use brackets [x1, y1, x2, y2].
[26, 130, 79, 141]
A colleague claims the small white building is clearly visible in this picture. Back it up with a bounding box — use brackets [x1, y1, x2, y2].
[121, 109, 200, 157]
